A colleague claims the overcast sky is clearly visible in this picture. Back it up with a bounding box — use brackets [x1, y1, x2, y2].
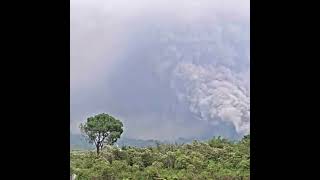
[71, 0, 250, 140]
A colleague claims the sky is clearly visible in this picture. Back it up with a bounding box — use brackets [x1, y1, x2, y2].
[70, 0, 250, 140]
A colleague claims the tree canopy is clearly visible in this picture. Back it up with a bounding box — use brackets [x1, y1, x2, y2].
[71, 135, 250, 180]
[80, 113, 123, 155]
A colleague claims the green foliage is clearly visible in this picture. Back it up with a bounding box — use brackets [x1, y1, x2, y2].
[71, 135, 250, 180]
[80, 113, 123, 155]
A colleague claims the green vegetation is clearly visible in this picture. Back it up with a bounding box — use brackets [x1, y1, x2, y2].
[80, 113, 123, 155]
[71, 135, 250, 180]
[72, 113, 249, 179]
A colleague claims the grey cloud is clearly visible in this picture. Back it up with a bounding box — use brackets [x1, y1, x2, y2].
[71, 0, 250, 140]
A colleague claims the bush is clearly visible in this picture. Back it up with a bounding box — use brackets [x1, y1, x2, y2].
[70, 136, 250, 179]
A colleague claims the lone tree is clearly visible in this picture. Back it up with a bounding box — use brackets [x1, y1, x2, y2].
[80, 113, 123, 155]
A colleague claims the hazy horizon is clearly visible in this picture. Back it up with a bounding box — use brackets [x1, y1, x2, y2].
[71, 0, 250, 140]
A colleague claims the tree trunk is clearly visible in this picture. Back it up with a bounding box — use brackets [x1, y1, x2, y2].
[96, 144, 100, 155]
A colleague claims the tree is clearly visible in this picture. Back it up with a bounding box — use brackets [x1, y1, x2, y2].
[71, 135, 250, 179]
[80, 113, 123, 155]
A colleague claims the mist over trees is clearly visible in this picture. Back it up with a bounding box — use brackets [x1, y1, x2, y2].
[72, 113, 250, 179]
[71, 0, 250, 179]
[71, 0, 250, 140]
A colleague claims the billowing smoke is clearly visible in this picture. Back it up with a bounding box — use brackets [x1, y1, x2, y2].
[135, 18, 250, 136]
[71, 0, 250, 139]
[173, 63, 250, 135]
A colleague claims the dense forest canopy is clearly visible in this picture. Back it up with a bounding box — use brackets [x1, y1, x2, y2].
[71, 135, 250, 180]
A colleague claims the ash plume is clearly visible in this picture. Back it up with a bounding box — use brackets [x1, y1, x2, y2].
[71, 0, 250, 139]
